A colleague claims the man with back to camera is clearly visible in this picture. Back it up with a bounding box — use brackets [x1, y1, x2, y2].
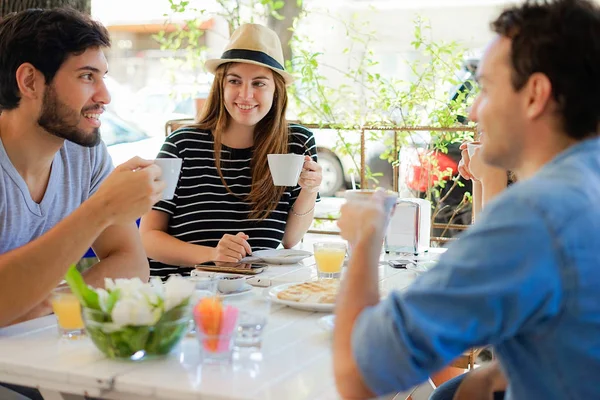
[0, 7, 165, 327]
[333, 0, 600, 399]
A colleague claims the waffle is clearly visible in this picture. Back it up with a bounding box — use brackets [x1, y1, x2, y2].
[276, 280, 340, 304]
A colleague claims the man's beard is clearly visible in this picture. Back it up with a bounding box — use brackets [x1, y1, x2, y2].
[37, 84, 102, 147]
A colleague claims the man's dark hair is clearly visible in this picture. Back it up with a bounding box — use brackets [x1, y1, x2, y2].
[0, 8, 110, 111]
[492, 0, 600, 139]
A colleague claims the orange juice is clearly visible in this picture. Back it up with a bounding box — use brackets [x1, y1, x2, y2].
[314, 248, 346, 273]
[51, 293, 84, 330]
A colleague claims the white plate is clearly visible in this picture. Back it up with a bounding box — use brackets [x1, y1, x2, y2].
[219, 282, 253, 298]
[267, 282, 334, 312]
[246, 249, 312, 265]
[317, 314, 335, 333]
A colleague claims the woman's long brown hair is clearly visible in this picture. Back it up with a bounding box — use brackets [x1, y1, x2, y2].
[192, 62, 289, 220]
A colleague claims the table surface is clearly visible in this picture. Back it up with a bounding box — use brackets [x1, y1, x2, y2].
[0, 238, 444, 400]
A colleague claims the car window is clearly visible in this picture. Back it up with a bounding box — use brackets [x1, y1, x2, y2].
[173, 97, 195, 116]
[138, 94, 172, 114]
[101, 113, 149, 146]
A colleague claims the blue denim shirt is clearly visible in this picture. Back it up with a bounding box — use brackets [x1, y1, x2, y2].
[352, 137, 600, 399]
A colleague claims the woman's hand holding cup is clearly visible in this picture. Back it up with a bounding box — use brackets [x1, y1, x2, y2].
[298, 155, 322, 193]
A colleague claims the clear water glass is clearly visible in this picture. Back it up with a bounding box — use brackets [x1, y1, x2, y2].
[225, 294, 271, 352]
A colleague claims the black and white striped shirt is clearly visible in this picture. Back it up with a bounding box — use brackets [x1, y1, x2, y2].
[149, 124, 319, 278]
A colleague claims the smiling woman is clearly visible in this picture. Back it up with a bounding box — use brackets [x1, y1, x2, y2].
[140, 24, 323, 280]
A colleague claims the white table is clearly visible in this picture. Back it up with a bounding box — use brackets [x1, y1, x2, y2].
[0, 241, 444, 400]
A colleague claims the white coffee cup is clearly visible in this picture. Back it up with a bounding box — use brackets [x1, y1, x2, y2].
[267, 154, 305, 186]
[466, 142, 482, 158]
[154, 158, 182, 200]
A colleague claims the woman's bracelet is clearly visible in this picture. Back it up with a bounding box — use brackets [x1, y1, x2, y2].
[290, 205, 315, 217]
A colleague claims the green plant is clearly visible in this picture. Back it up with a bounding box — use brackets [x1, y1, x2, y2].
[290, 13, 475, 172]
[288, 11, 476, 235]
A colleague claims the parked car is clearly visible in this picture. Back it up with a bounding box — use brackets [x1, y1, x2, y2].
[126, 83, 212, 138]
[312, 128, 393, 197]
[102, 111, 165, 167]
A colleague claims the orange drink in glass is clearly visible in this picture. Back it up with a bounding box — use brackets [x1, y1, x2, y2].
[51, 287, 85, 339]
[314, 242, 347, 279]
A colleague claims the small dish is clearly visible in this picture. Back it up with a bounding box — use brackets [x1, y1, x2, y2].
[248, 249, 312, 264]
[219, 282, 253, 298]
[217, 276, 246, 293]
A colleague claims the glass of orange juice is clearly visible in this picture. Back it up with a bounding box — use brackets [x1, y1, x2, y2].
[313, 242, 347, 279]
[51, 287, 85, 339]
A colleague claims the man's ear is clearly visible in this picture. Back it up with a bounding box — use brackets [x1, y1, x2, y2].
[523, 72, 553, 120]
[15, 63, 44, 101]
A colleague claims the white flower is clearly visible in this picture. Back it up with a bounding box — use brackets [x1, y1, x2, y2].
[112, 278, 146, 299]
[111, 297, 161, 327]
[104, 278, 116, 291]
[96, 288, 110, 313]
[163, 276, 195, 311]
[95, 276, 193, 328]
[148, 277, 165, 301]
[138, 284, 161, 308]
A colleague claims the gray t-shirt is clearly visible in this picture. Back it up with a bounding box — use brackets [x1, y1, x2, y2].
[0, 138, 113, 254]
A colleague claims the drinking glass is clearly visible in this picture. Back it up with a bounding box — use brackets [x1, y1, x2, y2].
[50, 287, 85, 339]
[226, 295, 271, 353]
[194, 297, 239, 365]
[187, 275, 219, 337]
[313, 242, 347, 279]
[196, 330, 238, 365]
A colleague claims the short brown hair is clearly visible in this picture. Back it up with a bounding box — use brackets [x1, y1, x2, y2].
[0, 8, 110, 111]
[492, 0, 600, 139]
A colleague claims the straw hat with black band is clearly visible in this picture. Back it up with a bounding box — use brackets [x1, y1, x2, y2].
[204, 23, 294, 86]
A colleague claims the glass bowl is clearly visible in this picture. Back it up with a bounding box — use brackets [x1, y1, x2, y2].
[82, 303, 191, 360]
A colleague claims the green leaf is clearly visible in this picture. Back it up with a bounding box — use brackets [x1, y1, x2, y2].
[125, 326, 151, 353]
[270, 10, 285, 20]
[64, 265, 100, 310]
[105, 289, 121, 314]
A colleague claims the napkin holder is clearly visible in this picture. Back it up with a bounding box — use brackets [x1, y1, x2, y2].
[385, 198, 431, 254]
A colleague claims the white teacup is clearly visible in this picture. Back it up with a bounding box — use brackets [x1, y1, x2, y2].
[154, 158, 183, 200]
[267, 154, 305, 186]
[466, 142, 482, 158]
